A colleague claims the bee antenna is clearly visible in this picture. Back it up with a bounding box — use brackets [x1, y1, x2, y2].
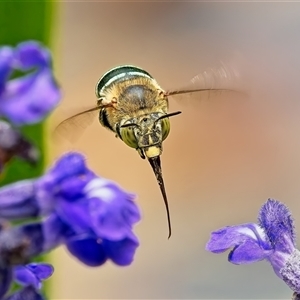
[156, 111, 182, 123]
[120, 123, 139, 128]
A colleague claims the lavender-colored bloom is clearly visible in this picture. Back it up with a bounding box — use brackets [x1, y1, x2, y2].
[4, 286, 44, 300]
[14, 263, 53, 290]
[0, 152, 141, 266]
[206, 199, 300, 294]
[3, 263, 53, 300]
[0, 219, 54, 298]
[0, 41, 61, 125]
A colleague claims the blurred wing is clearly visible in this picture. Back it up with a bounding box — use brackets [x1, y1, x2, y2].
[168, 89, 245, 107]
[167, 62, 247, 105]
[54, 106, 100, 143]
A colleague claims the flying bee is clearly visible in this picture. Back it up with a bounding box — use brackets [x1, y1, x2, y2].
[56, 65, 241, 238]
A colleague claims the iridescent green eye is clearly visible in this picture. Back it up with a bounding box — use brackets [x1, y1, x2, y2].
[161, 118, 170, 141]
[120, 126, 138, 148]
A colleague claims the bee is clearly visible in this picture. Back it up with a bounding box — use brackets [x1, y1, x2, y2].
[56, 65, 238, 238]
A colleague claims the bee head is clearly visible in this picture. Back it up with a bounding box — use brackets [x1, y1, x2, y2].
[119, 111, 181, 158]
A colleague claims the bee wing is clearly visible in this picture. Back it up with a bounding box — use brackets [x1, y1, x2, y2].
[54, 106, 101, 143]
[167, 62, 247, 105]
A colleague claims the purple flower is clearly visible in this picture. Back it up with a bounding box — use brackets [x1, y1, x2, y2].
[0, 221, 54, 298]
[3, 263, 53, 300]
[206, 199, 300, 294]
[0, 41, 61, 125]
[0, 152, 141, 267]
[14, 263, 53, 290]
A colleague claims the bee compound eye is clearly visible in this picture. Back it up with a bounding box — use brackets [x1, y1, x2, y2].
[120, 126, 138, 149]
[161, 118, 171, 141]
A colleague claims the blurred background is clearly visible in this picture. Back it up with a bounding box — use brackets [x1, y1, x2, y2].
[49, 2, 300, 299]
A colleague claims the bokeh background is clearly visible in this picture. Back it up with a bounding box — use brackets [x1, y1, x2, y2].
[49, 2, 300, 299]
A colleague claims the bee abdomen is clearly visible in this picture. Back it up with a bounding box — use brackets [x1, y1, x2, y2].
[95, 65, 153, 98]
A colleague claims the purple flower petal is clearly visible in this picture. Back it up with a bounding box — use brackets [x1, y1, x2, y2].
[0, 69, 60, 125]
[57, 199, 92, 234]
[26, 263, 53, 281]
[40, 152, 89, 187]
[66, 233, 139, 267]
[258, 199, 295, 253]
[42, 213, 70, 252]
[14, 41, 51, 70]
[85, 178, 141, 240]
[66, 235, 107, 267]
[103, 232, 139, 266]
[0, 179, 38, 219]
[14, 263, 53, 289]
[14, 266, 39, 289]
[59, 171, 96, 200]
[206, 223, 271, 254]
[229, 238, 271, 264]
[0, 47, 14, 93]
[34, 152, 91, 211]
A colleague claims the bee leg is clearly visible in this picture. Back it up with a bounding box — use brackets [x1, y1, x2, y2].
[137, 148, 145, 159]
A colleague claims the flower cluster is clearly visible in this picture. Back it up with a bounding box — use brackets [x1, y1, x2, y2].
[3, 263, 54, 300]
[0, 152, 141, 267]
[206, 199, 300, 296]
[0, 41, 141, 299]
